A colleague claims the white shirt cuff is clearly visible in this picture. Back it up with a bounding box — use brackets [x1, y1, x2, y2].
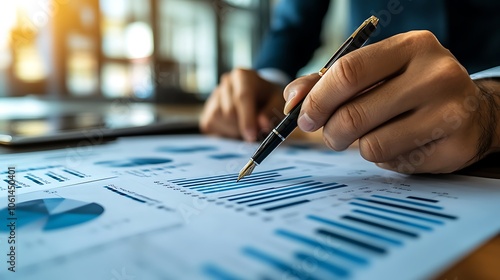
[257, 68, 293, 88]
[470, 66, 500, 80]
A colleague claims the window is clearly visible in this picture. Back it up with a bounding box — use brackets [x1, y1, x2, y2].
[0, 0, 270, 102]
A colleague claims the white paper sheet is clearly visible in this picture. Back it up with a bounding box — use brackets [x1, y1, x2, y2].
[0, 135, 499, 280]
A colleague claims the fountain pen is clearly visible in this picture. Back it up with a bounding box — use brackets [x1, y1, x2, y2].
[237, 15, 379, 182]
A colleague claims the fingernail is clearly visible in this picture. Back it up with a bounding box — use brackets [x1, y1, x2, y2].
[283, 91, 297, 114]
[298, 113, 315, 132]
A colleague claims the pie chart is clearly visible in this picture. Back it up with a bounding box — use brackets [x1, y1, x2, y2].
[0, 198, 104, 231]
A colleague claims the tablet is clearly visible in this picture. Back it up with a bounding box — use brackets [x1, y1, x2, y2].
[0, 98, 200, 146]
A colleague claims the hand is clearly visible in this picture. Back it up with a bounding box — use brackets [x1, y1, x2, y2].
[200, 68, 285, 142]
[284, 31, 500, 174]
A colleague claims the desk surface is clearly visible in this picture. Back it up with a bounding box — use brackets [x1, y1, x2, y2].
[1, 100, 499, 279]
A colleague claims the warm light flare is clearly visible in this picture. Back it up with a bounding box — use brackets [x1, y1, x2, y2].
[0, 2, 18, 69]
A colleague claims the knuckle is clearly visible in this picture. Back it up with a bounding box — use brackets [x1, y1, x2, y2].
[406, 30, 439, 49]
[232, 68, 251, 80]
[359, 135, 386, 162]
[336, 104, 366, 138]
[332, 55, 363, 91]
[432, 57, 468, 85]
[220, 73, 230, 83]
[306, 93, 330, 117]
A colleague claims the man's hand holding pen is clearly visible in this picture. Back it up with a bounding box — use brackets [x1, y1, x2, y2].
[285, 30, 500, 174]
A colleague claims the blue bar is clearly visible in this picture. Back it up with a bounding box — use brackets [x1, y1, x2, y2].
[219, 181, 315, 200]
[263, 200, 310, 212]
[202, 176, 312, 194]
[63, 169, 85, 178]
[295, 252, 350, 278]
[46, 173, 64, 182]
[104, 186, 146, 203]
[24, 176, 44, 185]
[248, 184, 346, 207]
[237, 182, 326, 204]
[202, 264, 243, 280]
[307, 215, 403, 246]
[316, 229, 387, 254]
[342, 215, 419, 238]
[350, 202, 444, 225]
[242, 247, 318, 280]
[407, 196, 439, 203]
[187, 173, 280, 189]
[353, 210, 433, 231]
[275, 229, 368, 265]
[193, 174, 280, 191]
[171, 167, 295, 184]
[371, 195, 443, 209]
[355, 198, 457, 220]
[227, 181, 318, 201]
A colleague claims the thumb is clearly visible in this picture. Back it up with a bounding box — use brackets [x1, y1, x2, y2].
[283, 73, 321, 114]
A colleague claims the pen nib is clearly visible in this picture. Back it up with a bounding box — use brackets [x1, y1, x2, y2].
[237, 160, 256, 182]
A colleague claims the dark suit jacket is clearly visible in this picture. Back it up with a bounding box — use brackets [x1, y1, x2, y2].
[255, 0, 500, 78]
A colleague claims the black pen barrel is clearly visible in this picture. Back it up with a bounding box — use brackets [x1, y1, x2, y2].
[252, 101, 302, 164]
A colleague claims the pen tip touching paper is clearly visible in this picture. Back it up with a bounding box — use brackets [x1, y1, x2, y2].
[237, 159, 256, 182]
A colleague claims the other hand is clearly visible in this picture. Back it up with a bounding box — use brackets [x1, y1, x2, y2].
[200, 68, 285, 142]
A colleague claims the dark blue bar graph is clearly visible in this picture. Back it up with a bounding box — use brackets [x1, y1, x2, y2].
[247, 184, 347, 207]
[294, 252, 350, 278]
[342, 215, 419, 238]
[104, 186, 146, 203]
[63, 169, 85, 178]
[352, 210, 433, 231]
[171, 167, 295, 185]
[190, 173, 280, 189]
[350, 202, 444, 225]
[194, 174, 283, 192]
[355, 198, 457, 220]
[407, 196, 439, 203]
[237, 182, 329, 204]
[275, 229, 368, 265]
[263, 200, 310, 212]
[203, 176, 312, 195]
[46, 173, 64, 182]
[307, 215, 403, 246]
[242, 247, 317, 280]
[316, 228, 387, 254]
[227, 181, 319, 201]
[24, 176, 44, 185]
[371, 195, 443, 209]
[202, 264, 243, 280]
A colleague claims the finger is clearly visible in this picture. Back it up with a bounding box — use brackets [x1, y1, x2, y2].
[376, 136, 477, 174]
[298, 32, 434, 132]
[219, 74, 235, 117]
[257, 98, 286, 134]
[356, 110, 449, 163]
[321, 69, 431, 151]
[200, 92, 240, 139]
[232, 73, 258, 142]
[283, 73, 321, 114]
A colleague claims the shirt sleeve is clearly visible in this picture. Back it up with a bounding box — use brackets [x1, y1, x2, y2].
[470, 66, 500, 80]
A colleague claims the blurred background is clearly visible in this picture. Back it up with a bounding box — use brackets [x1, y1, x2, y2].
[0, 0, 348, 104]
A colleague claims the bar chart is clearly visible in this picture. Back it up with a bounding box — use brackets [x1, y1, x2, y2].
[195, 193, 460, 280]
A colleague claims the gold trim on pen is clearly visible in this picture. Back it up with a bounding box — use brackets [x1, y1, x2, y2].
[351, 15, 379, 38]
[318, 15, 379, 77]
